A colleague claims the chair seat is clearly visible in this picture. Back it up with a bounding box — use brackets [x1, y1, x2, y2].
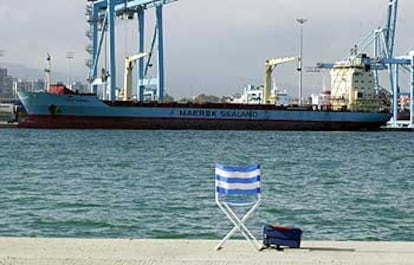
[223, 200, 257, 206]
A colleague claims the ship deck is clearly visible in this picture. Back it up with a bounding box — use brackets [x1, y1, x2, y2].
[104, 100, 309, 110]
[103, 101, 389, 113]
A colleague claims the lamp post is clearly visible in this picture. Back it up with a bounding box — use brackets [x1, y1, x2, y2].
[296, 18, 307, 106]
[66, 52, 74, 89]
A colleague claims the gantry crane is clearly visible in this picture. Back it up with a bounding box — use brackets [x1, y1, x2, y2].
[317, 0, 414, 127]
[86, 0, 177, 102]
[264, 56, 300, 104]
[384, 0, 398, 59]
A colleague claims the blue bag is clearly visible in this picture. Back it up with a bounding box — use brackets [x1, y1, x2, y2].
[263, 224, 302, 249]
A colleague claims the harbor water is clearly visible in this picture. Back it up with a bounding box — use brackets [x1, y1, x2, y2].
[0, 129, 413, 241]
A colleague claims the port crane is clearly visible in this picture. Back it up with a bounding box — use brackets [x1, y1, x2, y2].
[123, 52, 150, 101]
[317, 0, 414, 128]
[264, 56, 301, 104]
[86, 0, 177, 101]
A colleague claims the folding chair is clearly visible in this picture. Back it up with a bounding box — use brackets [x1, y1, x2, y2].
[215, 163, 262, 251]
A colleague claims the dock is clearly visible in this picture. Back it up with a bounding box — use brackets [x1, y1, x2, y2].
[382, 120, 414, 131]
[381, 127, 414, 131]
[0, 122, 17, 128]
[0, 238, 413, 265]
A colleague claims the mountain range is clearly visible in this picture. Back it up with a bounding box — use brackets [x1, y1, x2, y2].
[0, 62, 84, 83]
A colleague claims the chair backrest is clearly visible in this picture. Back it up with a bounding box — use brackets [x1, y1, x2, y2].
[215, 163, 261, 203]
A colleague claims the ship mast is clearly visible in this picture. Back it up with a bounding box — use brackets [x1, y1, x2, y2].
[45, 53, 51, 93]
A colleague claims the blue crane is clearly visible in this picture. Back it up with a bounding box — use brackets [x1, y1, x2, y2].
[317, 0, 414, 128]
[384, 0, 398, 59]
[86, 0, 177, 101]
[345, 0, 399, 92]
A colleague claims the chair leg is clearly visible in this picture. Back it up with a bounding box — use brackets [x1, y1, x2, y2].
[215, 219, 262, 251]
[224, 203, 256, 236]
[215, 202, 263, 251]
[215, 204, 250, 250]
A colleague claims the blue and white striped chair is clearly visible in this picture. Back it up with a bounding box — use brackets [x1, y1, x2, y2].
[215, 163, 262, 250]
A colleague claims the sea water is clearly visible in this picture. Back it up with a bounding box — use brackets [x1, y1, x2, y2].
[0, 129, 413, 241]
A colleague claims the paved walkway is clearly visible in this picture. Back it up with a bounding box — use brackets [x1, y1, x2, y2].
[0, 238, 413, 265]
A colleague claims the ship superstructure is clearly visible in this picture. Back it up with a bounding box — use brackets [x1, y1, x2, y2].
[317, 0, 414, 128]
[330, 54, 380, 112]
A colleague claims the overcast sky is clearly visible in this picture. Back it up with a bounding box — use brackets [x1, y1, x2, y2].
[0, 0, 413, 98]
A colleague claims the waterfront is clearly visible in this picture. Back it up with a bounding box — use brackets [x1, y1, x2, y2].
[0, 129, 413, 241]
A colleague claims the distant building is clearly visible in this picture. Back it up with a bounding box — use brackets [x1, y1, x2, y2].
[0, 68, 14, 97]
[71, 82, 88, 93]
[0, 66, 89, 98]
[15, 79, 46, 92]
[0, 68, 7, 79]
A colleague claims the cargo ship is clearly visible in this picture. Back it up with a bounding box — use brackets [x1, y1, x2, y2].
[17, 53, 393, 130]
[17, 84, 391, 130]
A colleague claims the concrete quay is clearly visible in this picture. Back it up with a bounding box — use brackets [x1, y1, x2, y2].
[0, 122, 17, 128]
[0, 238, 413, 265]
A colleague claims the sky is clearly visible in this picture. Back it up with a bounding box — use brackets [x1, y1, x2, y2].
[0, 0, 413, 98]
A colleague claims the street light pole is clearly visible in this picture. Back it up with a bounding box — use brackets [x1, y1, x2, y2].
[66, 52, 74, 89]
[296, 18, 307, 106]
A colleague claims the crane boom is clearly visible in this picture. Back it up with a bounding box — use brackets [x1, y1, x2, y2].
[385, 0, 398, 58]
[264, 56, 300, 104]
[123, 52, 150, 101]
